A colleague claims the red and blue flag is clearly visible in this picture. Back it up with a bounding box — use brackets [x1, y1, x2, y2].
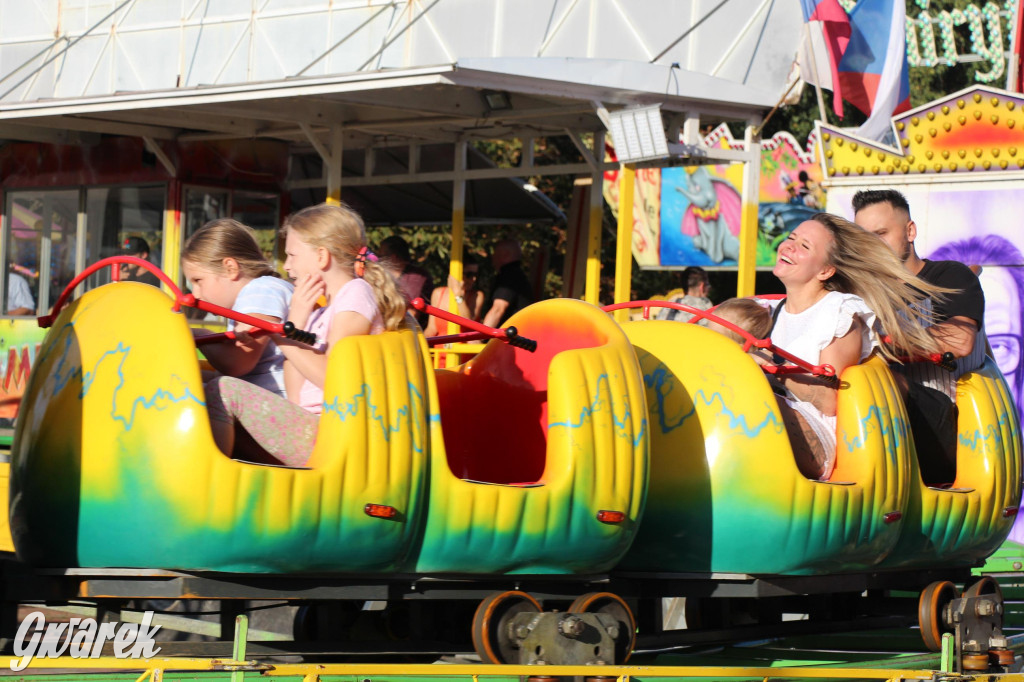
[838, 0, 911, 139]
[799, 0, 851, 118]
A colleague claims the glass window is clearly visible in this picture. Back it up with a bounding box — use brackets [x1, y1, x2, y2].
[4, 190, 78, 315]
[184, 188, 229, 241]
[233, 191, 281, 268]
[84, 186, 166, 290]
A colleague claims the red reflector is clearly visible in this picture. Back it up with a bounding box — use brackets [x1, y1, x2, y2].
[883, 511, 902, 524]
[1004, 506, 1019, 518]
[597, 510, 625, 524]
[364, 503, 398, 519]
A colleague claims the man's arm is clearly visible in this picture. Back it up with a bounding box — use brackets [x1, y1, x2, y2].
[928, 316, 978, 358]
[482, 298, 509, 328]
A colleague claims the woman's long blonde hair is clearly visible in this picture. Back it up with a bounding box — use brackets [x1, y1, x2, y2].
[182, 218, 277, 279]
[281, 203, 407, 331]
[813, 212, 947, 362]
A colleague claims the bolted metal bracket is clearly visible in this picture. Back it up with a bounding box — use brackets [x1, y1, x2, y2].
[511, 612, 619, 665]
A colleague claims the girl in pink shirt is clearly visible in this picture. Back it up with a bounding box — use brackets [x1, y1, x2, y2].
[205, 203, 407, 466]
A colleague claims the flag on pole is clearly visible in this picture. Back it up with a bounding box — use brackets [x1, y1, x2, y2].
[838, 0, 911, 140]
[798, 0, 851, 118]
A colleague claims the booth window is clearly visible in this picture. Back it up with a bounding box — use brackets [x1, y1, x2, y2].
[2, 186, 165, 317]
[84, 186, 165, 290]
[3, 190, 78, 316]
[184, 187, 281, 267]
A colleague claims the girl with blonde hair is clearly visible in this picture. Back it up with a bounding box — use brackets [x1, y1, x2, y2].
[205, 203, 407, 466]
[766, 212, 944, 480]
[182, 218, 293, 397]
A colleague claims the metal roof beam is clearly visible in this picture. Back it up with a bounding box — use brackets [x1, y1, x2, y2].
[23, 115, 178, 140]
[286, 161, 615, 189]
[0, 122, 97, 146]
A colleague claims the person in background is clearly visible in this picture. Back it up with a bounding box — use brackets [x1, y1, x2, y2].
[379, 235, 432, 325]
[853, 189, 984, 485]
[5, 272, 34, 315]
[121, 236, 162, 287]
[482, 238, 534, 328]
[424, 256, 485, 337]
[656, 266, 713, 323]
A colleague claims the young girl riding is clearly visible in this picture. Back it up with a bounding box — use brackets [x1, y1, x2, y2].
[182, 219, 293, 397]
[204, 203, 407, 466]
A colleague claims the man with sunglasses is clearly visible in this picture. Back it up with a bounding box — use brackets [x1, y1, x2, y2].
[853, 189, 986, 485]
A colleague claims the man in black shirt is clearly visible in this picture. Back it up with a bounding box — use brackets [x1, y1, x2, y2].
[853, 189, 985, 484]
[483, 239, 534, 328]
[121, 236, 162, 287]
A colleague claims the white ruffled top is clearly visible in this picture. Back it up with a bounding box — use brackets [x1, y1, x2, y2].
[765, 291, 880, 366]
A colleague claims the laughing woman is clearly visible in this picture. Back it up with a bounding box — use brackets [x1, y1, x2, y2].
[766, 213, 946, 480]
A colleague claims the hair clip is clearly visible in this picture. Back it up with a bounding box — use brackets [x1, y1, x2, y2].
[354, 246, 378, 278]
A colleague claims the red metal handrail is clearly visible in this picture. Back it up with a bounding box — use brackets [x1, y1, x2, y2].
[38, 257, 316, 345]
[412, 298, 537, 352]
[604, 299, 838, 383]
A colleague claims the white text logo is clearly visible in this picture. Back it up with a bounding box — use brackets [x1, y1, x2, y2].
[11, 611, 162, 671]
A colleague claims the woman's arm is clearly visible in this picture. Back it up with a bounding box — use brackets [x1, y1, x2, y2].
[196, 313, 279, 378]
[779, 316, 865, 417]
[276, 311, 372, 391]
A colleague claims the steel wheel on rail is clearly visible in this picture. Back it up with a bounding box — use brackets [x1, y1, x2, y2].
[918, 580, 956, 652]
[568, 592, 636, 663]
[471, 590, 542, 664]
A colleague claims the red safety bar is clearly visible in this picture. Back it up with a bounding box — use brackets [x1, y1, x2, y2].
[38, 257, 317, 345]
[412, 298, 537, 352]
[604, 299, 838, 384]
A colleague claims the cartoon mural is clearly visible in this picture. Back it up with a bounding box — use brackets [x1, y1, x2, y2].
[662, 165, 741, 265]
[604, 125, 827, 269]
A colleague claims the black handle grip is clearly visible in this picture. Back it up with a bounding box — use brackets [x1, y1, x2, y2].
[820, 374, 840, 388]
[283, 321, 318, 346]
[504, 326, 538, 353]
[938, 351, 957, 372]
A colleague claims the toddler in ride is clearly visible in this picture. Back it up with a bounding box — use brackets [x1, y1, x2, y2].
[182, 219, 294, 397]
[204, 203, 408, 466]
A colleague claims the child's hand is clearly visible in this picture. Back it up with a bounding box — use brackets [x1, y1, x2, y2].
[289, 273, 327, 329]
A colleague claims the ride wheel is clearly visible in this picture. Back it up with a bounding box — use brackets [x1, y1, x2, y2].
[918, 580, 956, 652]
[568, 592, 636, 663]
[963, 575, 1003, 601]
[471, 591, 542, 664]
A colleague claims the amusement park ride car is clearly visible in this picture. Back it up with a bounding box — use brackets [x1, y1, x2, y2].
[1, 257, 1020, 670]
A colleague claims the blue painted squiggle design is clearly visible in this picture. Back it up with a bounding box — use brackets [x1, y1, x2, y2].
[959, 412, 1012, 453]
[548, 372, 647, 447]
[641, 354, 695, 434]
[639, 350, 782, 439]
[46, 330, 205, 431]
[111, 378, 206, 432]
[322, 382, 426, 453]
[839, 404, 907, 468]
[689, 390, 784, 439]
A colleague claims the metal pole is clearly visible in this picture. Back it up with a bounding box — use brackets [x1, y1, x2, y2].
[326, 124, 343, 205]
[737, 123, 762, 297]
[612, 163, 635, 323]
[803, 23, 830, 122]
[584, 131, 604, 304]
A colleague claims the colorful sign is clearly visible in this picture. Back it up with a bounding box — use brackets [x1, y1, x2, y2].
[604, 126, 826, 268]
